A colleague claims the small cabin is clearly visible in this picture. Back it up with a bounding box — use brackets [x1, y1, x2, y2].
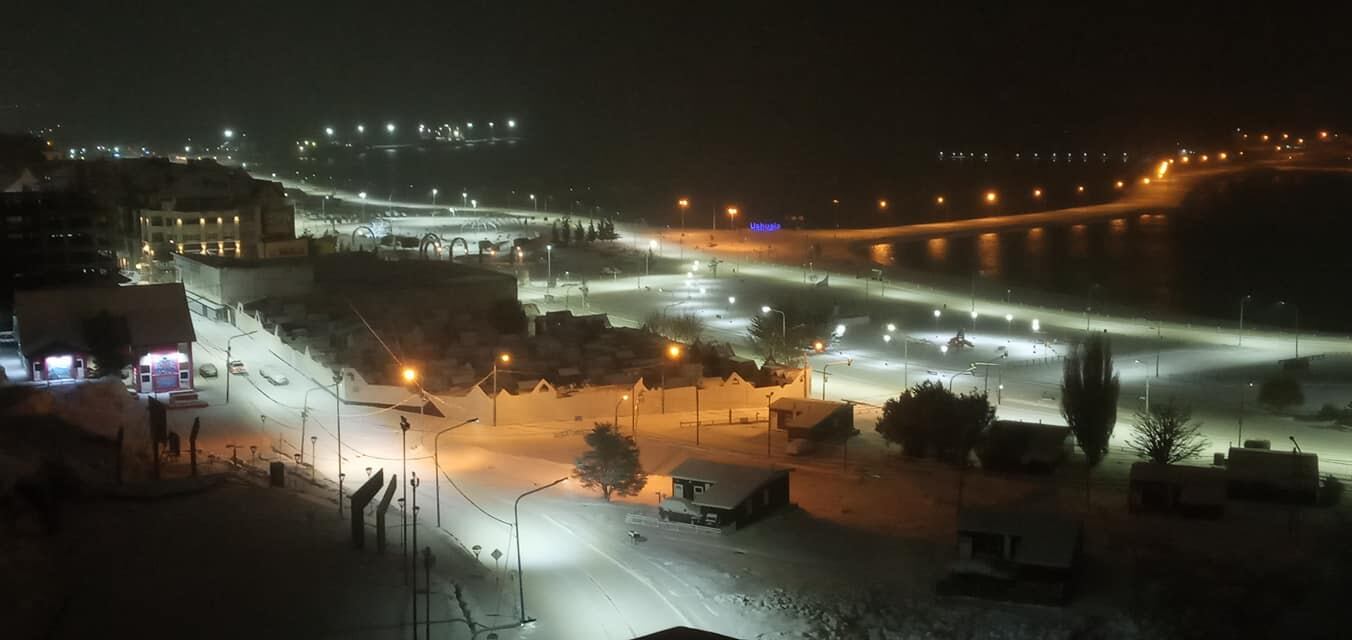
[941, 508, 1082, 605]
[769, 397, 853, 441]
[669, 459, 791, 529]
[1128, 463, 1226, 518]
[1226, 447, 1320, 504]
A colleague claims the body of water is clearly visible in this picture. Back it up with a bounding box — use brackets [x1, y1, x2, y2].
[871, 169, 1352, 333]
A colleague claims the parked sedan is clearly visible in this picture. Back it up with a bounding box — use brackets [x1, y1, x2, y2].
[228, 360, 247, 375]
[259, 368, 289, 386]
[198, 363, 219, 378]
[658, 497, 701, 523]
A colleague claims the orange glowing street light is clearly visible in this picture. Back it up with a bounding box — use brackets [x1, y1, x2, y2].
[1114, 180, 1124, 189]
[1141, 177, 1152, 185]
[1076, 185, 1086, 194]
[984, 191, 997, 204]
[1218, 152, 1228, 161]
[1156, 160, 1170, 179]
[677, 198, 690, 208]
[1200, 154, 1209, 162]
[499, 353, 512, 365]
[878, 199, 888, 210]
[726, 206, 739, 218]
[935, 195, 945, 205]
[667, 344, 683, 359]
[402, 367, 418, 383]
[1032, 188, 1043, 198]
[812, 340, 826, 352]
[1261, 134, 1270, 142]
[1319, 131, 1329, 140]
[1181, 155, 1191, 164]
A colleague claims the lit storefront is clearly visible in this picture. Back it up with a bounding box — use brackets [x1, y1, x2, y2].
[13, 283, 197, 393]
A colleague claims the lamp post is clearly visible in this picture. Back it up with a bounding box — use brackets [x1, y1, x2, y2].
[948, 366, 977, 391]
[660, 344, 683, 413]
[1238, 294, 1252, 347]
[726, 206, 739, 229]
[433, 417, 481, 528]
[933, 309, 941, 335]
[515, 477, 570, 626]
[224, 330, 257, 404]
[399, 415, 411, 581]
[333, 371, 344, 516]
[358, 191, 367, 217]
[1238, 380, 1254, 444]
[677, 198, 689, 230]
[300, 386, 330, 465]
[492, 353, 511, 426]
[546, 244, 553, 288]
[1278, 301, 1300, 358]
[431, 188, 438, 207]
[820, 359, 852, 400]
[765, 391, 776, 456]
[761, 305, 786, 337]
[410, 474, 419, 595]
[1004, 313, 1013, 342]
[615, 393, 628, 427]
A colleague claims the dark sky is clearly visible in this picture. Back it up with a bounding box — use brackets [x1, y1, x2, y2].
[3, 2, 1349, 198]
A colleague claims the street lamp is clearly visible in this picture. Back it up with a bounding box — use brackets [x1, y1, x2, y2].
[615, 393, 629, 427]
[761, 305, 786, 337]
[358, 191, 368, 217]
[492, 353, 511, 425]
[1238, 294, 1252, 347]
[402, 367, 418, 384]
[515, 477, 570, 625]
[433, 417, 481, 527]
[530, 193, 537, 211]
[399, 416, 411, 579]
[726, 206, 739, 228]
[546, 244, 553, 287]
[820, 359, 852, 400]
[333, 370, 345, 516]
[222, 128, 234, 140]
[386, 122, 396, 134]
[984, 191, 997, 204]
[324, 126, 335, 138]
[948, 366, 977, 391]
[431, 188, 438, 206]
[1277, 301, 1300, 358]
[933, 308, 941, 333]
[677, 198, 690, 229]
[1004, 313, 1013, 342]
[1031, 318, 1041, 332]
[224, 330, 258, 404]
[300, 385, 331, 466]
[660, 344, 683, 413]
[356, 124, 365, 134]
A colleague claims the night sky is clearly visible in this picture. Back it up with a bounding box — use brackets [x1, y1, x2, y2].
[3, 3, 1349, 204]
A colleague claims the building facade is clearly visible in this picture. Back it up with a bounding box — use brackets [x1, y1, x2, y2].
[12, 283, 196, 393]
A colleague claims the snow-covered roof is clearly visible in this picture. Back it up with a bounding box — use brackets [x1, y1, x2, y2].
[670, 459, 790, 510]
[14, 283, 195, 357]
[957, 508, 1080, 569]
[769, 397, 849, 430]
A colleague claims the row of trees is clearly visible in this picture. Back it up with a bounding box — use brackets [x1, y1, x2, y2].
[873, 333, 1213, 472]
[550, 218, 618, 246]
[642, 311, 706, 344]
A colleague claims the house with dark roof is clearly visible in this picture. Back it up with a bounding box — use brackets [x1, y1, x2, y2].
[667, 459, 791, 529]
[941, 507, 1083, 604]
[769, 397, 853, 441]
[12, 283, 196, 392]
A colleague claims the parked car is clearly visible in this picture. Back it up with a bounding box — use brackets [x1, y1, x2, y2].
[198, 363, 219, 378]
[658, 497, 701, 523]
[259, 368, 289, 386]
[600, 265, 622, 277]
[228, 360, 247, 375]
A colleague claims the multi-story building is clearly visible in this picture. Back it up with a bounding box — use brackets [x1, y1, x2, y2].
[0, 191, 121, 291]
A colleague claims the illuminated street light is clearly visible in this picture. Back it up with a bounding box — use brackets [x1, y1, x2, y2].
[984, 191, 997, 204]
[935, 195, 945, 205]
[386, 122, 396, 134]
[1032, 188, 1043, 198]
[222, 128, 234, 139]
[1200, 154, 1209, 162]
[325, 127, 335, 137]
[886, 323, 896, 332]
[507, 119, 516, 128]
[1031, 318, 1041, 332]
[834, 324, 846, 337]
[1156, 161, 1169, 179]
[1218, 152, 1228, 160]
[878, 199, 888, 210]
[1141, 177, 1152, 185]
[402, 367, 418, 383]
[1114, 180, 1124, 189]
[1076, 185, 1085, 193]
[357, 124, 365, 134]
[940, 344, 949, 354]
[883, 334, 892, 343]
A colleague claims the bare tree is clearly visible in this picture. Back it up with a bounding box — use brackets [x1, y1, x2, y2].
[1127, 402, 1209, 464]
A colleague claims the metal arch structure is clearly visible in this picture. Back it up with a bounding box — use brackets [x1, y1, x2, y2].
[418, 232, 444, 259]
[351, 226, 377, 250]
[448, 236, 469, 258]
